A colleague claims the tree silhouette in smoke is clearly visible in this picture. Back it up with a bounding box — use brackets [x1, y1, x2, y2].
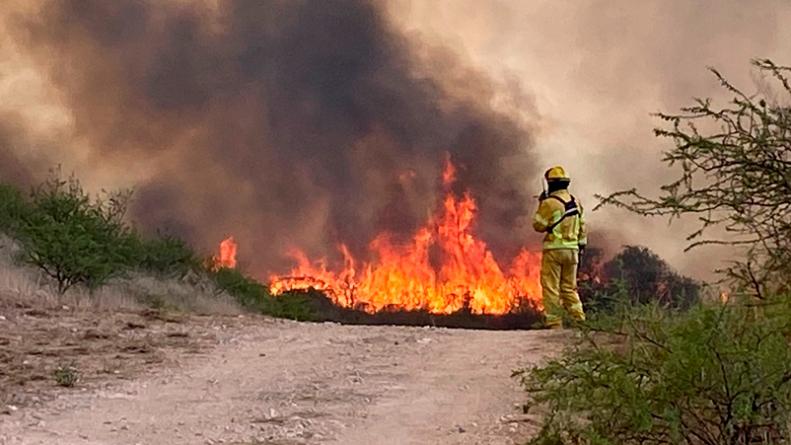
[579, 245, 700, 310]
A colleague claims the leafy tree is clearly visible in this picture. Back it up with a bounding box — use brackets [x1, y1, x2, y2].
[15, 173, 138, 293]
[0, 183, 31, 235]
[134, 233, 200, 277]
[597, 59, 791, 296]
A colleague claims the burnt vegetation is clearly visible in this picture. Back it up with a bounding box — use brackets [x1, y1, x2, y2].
[276, 288, 542, 330]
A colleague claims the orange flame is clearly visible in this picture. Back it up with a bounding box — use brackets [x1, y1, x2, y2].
[442, 152, 457, 186]
[215, 236, 238, 269]
[268, 159, 542, 315]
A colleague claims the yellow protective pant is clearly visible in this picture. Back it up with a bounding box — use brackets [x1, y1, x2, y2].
[541, 249, 585, 328]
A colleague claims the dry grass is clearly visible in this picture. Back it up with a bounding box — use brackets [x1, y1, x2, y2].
[0, 235, 260, 409]
[0, 235, 240, 315]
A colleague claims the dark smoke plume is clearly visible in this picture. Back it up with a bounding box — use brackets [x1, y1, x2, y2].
[6, 0, 537, 272]
[0, 114, 39, 187]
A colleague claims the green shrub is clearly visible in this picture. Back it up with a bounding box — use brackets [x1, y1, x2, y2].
[3, 175, 313, 320]
[135, 234, 199, 276]
[515, 297, 791, 445]
[212, 267, 269, 309]
[0, 183, 31, 235]
[268, 291, 320, 321]
[16, 175, 139, 293]
[212, 267, 317, 321]
[53, 363, 80, 387]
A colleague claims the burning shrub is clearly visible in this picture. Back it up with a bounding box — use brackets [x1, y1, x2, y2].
[516, 296, 791, 445]
[269, 158, 544, 316]
[271, 288, 543, 329]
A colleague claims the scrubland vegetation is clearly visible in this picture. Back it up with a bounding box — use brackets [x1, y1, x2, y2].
[1, 56, 788, 445]
[518, 60, 791, 444]
[0, 172, 315, 321]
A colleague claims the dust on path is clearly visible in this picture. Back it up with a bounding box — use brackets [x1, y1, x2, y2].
[1, 318, 564, 445]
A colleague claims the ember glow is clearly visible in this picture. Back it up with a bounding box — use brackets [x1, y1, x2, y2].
[267, 159, 542, 315]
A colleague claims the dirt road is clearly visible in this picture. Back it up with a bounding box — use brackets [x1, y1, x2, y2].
[1, 317, 562, 445]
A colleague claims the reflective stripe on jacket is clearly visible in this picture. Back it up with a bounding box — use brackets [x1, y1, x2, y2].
[532, 190, 587, 250]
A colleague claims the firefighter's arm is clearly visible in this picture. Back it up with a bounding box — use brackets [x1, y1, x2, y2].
[532, 199, 556, 233]
[578, 201, 588, 246]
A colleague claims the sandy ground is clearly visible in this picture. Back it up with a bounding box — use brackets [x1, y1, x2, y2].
[0, 303, 563, 445]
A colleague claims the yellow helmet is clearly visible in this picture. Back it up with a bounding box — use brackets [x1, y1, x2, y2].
[544, 165, 570, 181]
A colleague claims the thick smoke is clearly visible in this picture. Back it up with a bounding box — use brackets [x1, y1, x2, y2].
[8, 1, 783, 279]
[2, 0, 538, 272]
[393, 0, 791, 278]
[0, 120, 33, 186]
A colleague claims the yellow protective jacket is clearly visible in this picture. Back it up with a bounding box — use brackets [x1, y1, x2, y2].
[532, 190, 587, 250]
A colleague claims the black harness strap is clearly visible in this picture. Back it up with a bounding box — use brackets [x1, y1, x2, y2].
[544, 195, 579, 233]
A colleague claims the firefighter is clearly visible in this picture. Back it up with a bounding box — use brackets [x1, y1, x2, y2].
[532, 166, 587, 328]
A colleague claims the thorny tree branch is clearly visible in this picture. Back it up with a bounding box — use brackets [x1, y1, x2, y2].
[596, 59, 791, 294]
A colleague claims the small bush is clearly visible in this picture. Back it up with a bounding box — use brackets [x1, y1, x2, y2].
[515, 297, 791, 445]
[212, 267, 269, 309]
[0, 184, 30, 235]
[135, 234, 199, 276]
[2, 175, 313, 320]
[212, 268, 317, 321]
[14, 174, 139, 293]
[53, 364, 80, 387]
[269, 291, 320, 321]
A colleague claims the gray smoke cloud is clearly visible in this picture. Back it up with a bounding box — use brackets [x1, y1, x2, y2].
[0, 120, 33, 186]
[1, 0, 539, 273]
